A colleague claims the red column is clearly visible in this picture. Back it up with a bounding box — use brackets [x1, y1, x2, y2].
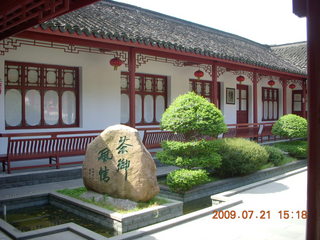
[306, 0, 320, 239]
[282, 79, 287, 115]
[252, 72, 258, 123]
[128, 48, 136, 128]
[211, 64, 218, 107]
[302, 79, 307, 118]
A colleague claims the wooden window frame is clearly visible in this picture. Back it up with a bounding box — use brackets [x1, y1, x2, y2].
[189, 79, 221, 108]
[262, 87, 279, 121]
[4, 61, 80, 129]
[121, 72, 168, 125]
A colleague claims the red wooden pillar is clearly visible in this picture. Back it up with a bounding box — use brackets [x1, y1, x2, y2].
[282, 79, 287, 115]
[306, 0, 320, 239]
[128, 48, 136, 127]
[302, 79, 307, 118]
[252, 72, 258, 123]
[212, 64, 218, 107]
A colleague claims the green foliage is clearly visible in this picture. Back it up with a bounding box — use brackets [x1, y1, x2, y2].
[156, 140, 222, 169]
[160, 92, 227, 140]
[57, 187, 169, 213]
[212, 138, 268, 177]
[166, 169, 211, 193]
[273, 140, 307, 159]
[272, 114, 308, 139]
[263, 145, 285, 166]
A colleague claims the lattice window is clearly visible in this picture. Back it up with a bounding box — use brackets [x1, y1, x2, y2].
[189, 79, 221, 108]
[121, 72, 167, 125]
[262, 87, 279, 121]
[5, 61, 79, 129]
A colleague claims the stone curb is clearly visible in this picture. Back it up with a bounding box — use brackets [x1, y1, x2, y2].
[109, 166, 307, 240]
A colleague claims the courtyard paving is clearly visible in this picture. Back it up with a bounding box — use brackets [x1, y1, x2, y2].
[137, 169, 307, 240]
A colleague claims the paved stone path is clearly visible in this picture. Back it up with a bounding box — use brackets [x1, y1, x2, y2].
[137, 170, 307, 240]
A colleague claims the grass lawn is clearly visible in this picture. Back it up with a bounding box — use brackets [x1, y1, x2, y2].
[57, 187, 169, 213]
[273, 140, 307, 159]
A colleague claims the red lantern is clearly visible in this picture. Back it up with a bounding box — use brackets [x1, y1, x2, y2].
[109, 57, 123, 70]
[289, 83, 296, 89]
[268, 80, 275, 87]
[194, 70, 204, 80]
[236, 75, 245, 84]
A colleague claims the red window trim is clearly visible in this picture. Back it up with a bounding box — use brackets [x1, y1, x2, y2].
[189, 79, 221, 109]
[4, 61, 80, 129]
[121, 72, 168, 125]
[262, 87, 279, 121]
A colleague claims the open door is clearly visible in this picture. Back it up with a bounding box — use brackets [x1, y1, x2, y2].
[236, 84, 249, 124]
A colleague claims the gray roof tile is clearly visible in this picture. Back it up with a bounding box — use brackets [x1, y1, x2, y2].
[271, 42, 307, 73]
[40, 0, 306, 76]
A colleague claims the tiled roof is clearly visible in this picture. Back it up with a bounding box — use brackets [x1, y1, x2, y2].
[271, 42, 307, 73]
[37, 0, 306, 76]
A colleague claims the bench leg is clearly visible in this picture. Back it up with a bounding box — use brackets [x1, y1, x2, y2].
[6, 159, 11, 174]
[2, 160, 5, 172]
[55, 156, 60, 169]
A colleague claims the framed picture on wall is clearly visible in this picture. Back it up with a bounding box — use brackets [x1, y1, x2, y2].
[226, 88, 235, 104]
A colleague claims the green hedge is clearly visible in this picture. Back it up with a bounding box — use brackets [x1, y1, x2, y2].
[272, 114, 307, 139]
[273, 140, 307, 159]
[160, 92, 227, 140]
[166, 169, 211, 193]
[156, 140, 222, 169]
[263, 145, 285, 166]
[212, 138, 268, 177]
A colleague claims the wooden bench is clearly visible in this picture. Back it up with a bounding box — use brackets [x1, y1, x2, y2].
[141, 128, 185, 154]
[258, 122, 276, 142]
[223, 122, 276, 142]
[224, 123, 260, 140]
[0, 130, 101, 174]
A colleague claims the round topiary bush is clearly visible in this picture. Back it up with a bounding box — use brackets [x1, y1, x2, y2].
[156, 140, 222, 169]
[212, 138, 268, 177]
[272, 114, 307, 139]
[166, 169, 211, 193]
[263, 145, 285, 166]
[160, 92, 227, 140]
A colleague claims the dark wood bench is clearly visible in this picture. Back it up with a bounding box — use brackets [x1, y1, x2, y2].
[0, 130, 101, 174]
[141, 128, 185, 154]
[224, 123, 260, 140]
[223, 122, 276, 142]
[258, 122, 276, 142]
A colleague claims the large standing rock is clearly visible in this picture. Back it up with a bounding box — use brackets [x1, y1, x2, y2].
[83, 124, 159, 202]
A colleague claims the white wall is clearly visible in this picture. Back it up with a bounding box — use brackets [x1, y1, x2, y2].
[0, 38, 298, 153]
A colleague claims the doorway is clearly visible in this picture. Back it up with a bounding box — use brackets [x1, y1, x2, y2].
[236, 84, 249, 124]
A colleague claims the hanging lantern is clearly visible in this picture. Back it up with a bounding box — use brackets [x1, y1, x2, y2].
[268, 80, 275, 87]
[236, 75, 245, 84]
[109, 57, 123, 70]
[194, 70, 204, 80]
[289, 83, 296, 89]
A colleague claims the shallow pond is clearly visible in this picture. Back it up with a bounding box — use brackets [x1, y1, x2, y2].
[3, 204, 115, 237]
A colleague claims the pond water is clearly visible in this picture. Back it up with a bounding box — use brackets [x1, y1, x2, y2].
[183, 196, 212, 214]
[3, 204, 115, 237]
[2, 196, 212, 237]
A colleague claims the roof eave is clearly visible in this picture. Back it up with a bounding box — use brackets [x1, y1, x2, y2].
[15, 27, 307, 79]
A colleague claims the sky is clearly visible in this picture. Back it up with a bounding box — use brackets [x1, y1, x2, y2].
[114, 0, 306, 45]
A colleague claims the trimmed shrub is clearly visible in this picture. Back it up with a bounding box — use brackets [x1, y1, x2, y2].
[156, 140, 222, 169]
[272, 114, 307, 139]
[264, 145, 285, 166]
[160, 92, 227, 140]
[212, 138, 268, 177]
[273, 140, 307, 159]
[166, 169, 211, 193]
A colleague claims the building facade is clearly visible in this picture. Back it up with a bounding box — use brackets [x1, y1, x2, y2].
[0, 0, 307, 153]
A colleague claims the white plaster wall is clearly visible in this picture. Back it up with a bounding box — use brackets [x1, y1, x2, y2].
[0, 43, 122, 153]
